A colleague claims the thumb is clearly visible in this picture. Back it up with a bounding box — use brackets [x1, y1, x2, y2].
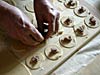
[25, 23, 44, 42]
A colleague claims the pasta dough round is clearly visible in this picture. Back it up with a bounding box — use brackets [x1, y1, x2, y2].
[25, 1, 34, 13]
[25, 53, 45, 70]
[59, 34, 76, 48]
[74, 6, 89, 17]
[61, 16, 74, 27]
[74, 23, 88, 37]
[44, 45, 63, 60]
[84, 15, 100, 28]
[64, 0, 78, 9]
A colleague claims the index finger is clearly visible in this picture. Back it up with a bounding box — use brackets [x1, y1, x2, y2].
[55, 13, 60, 33]
[45, 19, 54, 39]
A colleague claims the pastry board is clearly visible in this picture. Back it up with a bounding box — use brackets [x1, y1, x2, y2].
[0, 0, 100, 75]
[74, 55, 100, 75]
[0, 34, 31, 75]
[21, 0, 100, 75]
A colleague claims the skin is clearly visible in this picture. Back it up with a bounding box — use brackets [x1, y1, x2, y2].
[0, 0, 59, 46]
[34, 0, 60, 38]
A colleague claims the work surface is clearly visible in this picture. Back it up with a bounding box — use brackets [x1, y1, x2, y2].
[51, 33, 100, 75]
[0, 0, 100, 75]
[52, 0, 100, 75]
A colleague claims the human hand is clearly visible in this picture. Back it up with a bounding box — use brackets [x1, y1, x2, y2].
[0, 1, 44, 46]
[34, 0, 60, 39]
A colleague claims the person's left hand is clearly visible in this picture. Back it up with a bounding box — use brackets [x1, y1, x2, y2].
[34, 0, 60, 39]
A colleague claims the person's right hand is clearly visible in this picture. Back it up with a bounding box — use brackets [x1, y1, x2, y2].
[34, 0, 60, 39]
[0, 1, 44, 46]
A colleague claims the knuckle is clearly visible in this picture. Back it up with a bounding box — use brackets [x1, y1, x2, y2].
[57, 12, 60, 17]
[56, 11, 60, 18]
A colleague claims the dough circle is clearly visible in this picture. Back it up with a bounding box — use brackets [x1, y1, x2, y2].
[74, 6, 89, 17]
[84, 15, 100, 28]
[59, 34, 76, 48]
[25, 53, 44, 70]
[44, 45, 63, 60]
[74, 23, 88, 37]
[64, 0, 78, 9]
[61, 16, 74, 27]
[25, 1, 34, 13]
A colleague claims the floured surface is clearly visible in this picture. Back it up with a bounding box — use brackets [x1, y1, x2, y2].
[52, 34, 100, 75]
[0, 33, 31, 75]
[74, 55, 100, 75]
[22, 0, 100, 75]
